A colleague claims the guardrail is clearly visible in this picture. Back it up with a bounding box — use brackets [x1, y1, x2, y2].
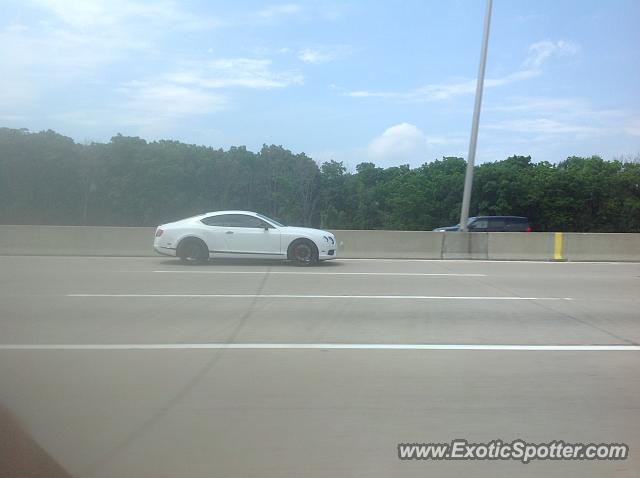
[0, 226, 638, 261]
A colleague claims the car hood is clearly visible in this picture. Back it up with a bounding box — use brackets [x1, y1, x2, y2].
[279, 226, 332, 237]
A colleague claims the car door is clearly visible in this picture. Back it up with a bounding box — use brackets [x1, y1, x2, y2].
[200, 214, 234, 253]
[221, 214, 282, 256]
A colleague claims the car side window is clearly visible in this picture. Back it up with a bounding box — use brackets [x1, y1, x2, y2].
[201, 214, 270, 228]
[225, 214, 268, 228]
[469, 218, 489, 230]
[201, 215, 231, 226]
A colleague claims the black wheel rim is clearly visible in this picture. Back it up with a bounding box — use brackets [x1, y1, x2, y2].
[183, 243, 202, 262]
[294, 244, 312, 262]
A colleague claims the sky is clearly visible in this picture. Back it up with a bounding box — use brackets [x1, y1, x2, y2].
[1, 0, 639, 169]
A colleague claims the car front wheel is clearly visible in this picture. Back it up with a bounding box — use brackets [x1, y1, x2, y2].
[288, 239, 319, 266]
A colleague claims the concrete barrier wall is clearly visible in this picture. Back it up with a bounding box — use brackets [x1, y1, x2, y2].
[1, 226, 639, 261]
[441, 233, 488, 260]
[0, 225, 155, 256]
[487, 232, 558, 261]
[441, 232, 561, 261]
[563, 233, 640, 262]
[329, 230, 443, 259]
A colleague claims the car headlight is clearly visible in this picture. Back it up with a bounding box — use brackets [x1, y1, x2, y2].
[323, 236, 335, 244]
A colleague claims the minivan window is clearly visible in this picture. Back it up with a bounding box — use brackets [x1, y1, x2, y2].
[507, 219, 529, 232]
[470, 218, 489, 230]
[490, 218, 506, 230]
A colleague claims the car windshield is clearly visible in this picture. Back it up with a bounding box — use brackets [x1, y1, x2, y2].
[256, 213, 286, 227]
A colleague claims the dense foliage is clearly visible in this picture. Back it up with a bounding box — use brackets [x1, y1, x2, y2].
[1, 128, 639, 231]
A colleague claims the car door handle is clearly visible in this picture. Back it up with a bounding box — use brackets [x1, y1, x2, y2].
[225, 231, 234, 234]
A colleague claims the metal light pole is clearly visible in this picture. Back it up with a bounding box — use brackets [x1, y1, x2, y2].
[459, 0, 492, 232]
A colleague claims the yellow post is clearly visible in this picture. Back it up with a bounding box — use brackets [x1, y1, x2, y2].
[554, 232, 563, 261]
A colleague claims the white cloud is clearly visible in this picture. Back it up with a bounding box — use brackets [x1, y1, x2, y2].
[98, 56, 302, 130]
[486, 96, 587, 113]
[32, 0, 127, 28]
[1, 5, 303, 122]
[0, 0, 219, 124]
[349, 69, 540, 102]
[485, 96, 639, 140]
[0, 21, 145, 81]
[348, 39, 578, 103]
[523, 40, 579, 69]
[99, 57, 301, 129]
[0, 0, 223, 115]
[297, 46, 352, 64]
[310, 128, 465, 169]
[1, 1, 222, 78]
[0, 0, 313, 120]
[298, 48, 335, 64]
[485, 118, 597, 135]
[50, 81, 228, 131]
[367, 123, 431, 165]
[118, 81, 227, 121]
[166, 59, 303, 89]
[257, 3, 303, 19]
[31, 0, 219, 31]
[252, 3, 348, 25]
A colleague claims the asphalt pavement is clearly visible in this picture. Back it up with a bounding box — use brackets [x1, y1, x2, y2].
[0, 256, 638, 477]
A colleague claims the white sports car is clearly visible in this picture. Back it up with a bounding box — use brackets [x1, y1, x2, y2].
[154, 210, 337, 266]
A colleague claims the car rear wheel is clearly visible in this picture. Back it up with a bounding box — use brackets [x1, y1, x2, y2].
[178, 238, 209, 265]
[288, 239, 318, 266]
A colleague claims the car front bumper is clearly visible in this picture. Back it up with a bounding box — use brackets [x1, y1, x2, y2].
[318, 247, 337, 261]
[154, 244, 177, 257]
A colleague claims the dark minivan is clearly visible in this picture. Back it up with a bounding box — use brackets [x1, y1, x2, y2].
[433, 216, 532, 232]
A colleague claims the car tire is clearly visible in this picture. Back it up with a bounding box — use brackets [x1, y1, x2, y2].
[177, 238, 209, 265]
[288, 239, 318, 267]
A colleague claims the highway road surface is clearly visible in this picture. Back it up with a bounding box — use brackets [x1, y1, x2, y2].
[0, 256, 639, 477]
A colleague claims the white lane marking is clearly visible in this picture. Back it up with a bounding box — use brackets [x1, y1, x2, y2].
[338, 259, 633, 265]
[0, 343, 637, 351]
[151, 271, 486, 277]
[67, 294, 572, 300]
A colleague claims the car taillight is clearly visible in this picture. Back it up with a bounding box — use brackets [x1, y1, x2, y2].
[155, 229, 164, 237]
[526, 226, 532, 232]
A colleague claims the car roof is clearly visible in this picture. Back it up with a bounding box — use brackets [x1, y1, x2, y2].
[475, 216, 526, 219]
[202, 210, 258, 216]
[474, 216, 528, 220]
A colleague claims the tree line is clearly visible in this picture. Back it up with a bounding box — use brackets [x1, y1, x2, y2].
[1, 128, 639, 232]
